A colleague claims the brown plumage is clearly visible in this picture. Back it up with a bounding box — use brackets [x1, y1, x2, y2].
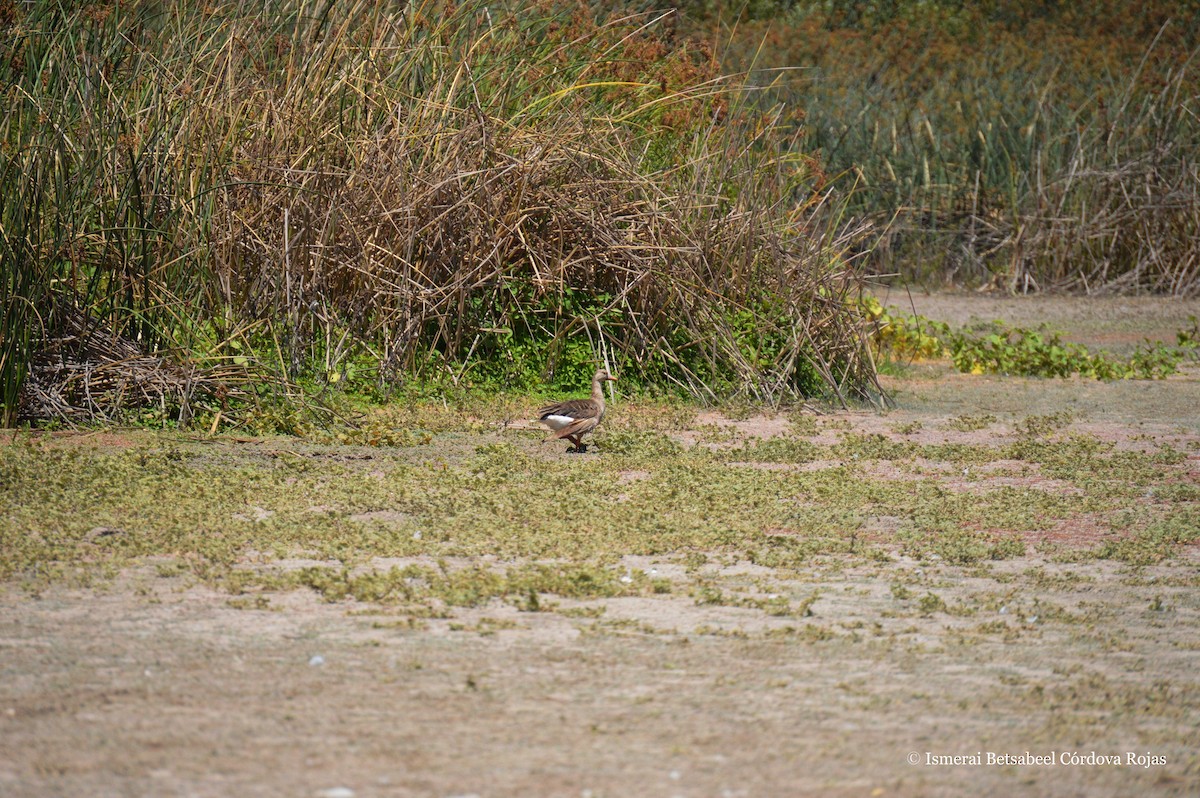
[537, 368, 617, 453]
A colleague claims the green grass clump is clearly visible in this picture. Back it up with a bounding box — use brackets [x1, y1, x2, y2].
[944, 414, 997, 433]
[691, 582, 805, 617]
[834, 432, 913, 461]
[251, 562, 666, 608]
[1014, 412, 1075, 439]
[899, 528, 1027, 565]
[890, 420, 924, 436]
[1095, 509, 1200, 566]
[601, 430, 685, 459]
[724, 436, 822, 463]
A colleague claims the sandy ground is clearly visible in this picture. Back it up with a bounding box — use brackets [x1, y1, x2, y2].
[2, 553, 1196, 798]
[2, 295, 1198, 797]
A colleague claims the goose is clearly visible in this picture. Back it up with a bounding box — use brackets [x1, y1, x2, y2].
[537, 368, 617, 453]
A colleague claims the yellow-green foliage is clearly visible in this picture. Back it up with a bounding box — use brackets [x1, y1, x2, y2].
[2, 411, 1195, 595]
[861, 297, 946, 361]
[864, 298, 1192, 379]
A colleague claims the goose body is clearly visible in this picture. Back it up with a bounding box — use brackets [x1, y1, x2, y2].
[537, 368, 617, 453]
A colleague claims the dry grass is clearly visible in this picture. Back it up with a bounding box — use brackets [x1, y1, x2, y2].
[1, 0, 882, 427]
[716, 0, 1200, 295]
[16, 308, 252, 426]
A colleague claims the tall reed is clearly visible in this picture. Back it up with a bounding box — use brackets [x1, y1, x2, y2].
[719, 0, 1200, 295]
[1, 0, 881, 425]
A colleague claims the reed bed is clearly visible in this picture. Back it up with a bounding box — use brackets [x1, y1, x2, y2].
[0, 0, 881, 426]
[719, 0, 1200, 295]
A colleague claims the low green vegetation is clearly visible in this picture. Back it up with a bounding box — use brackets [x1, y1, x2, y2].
[944, 414, 996, 433]
[865, 298, 1198, 379]
[2, 404, 1195, 611]
[233, 561, 672, 610]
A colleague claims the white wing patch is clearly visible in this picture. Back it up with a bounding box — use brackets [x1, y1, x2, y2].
[540, 414, 576, 431]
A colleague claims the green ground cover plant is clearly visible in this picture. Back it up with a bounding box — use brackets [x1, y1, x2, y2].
[863, 297, 1197, 378]
[2, 405, 1193, 596]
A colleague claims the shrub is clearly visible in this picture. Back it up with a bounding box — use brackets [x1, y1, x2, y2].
[1, 0, 882, 426]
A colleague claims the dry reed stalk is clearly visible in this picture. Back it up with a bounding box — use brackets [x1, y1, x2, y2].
[2, 0, 883, 423]
[18, 309, 250, 425]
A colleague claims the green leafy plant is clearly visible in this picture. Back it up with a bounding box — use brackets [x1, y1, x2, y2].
[866, 299, 1191, 380]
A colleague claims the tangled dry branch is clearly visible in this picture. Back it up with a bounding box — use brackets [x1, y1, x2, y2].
[18, 311, 247, 425]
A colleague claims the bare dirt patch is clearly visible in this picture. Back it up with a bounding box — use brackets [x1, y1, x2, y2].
[2, 296, 1198, 797]
[2, 554, 1195, 798]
